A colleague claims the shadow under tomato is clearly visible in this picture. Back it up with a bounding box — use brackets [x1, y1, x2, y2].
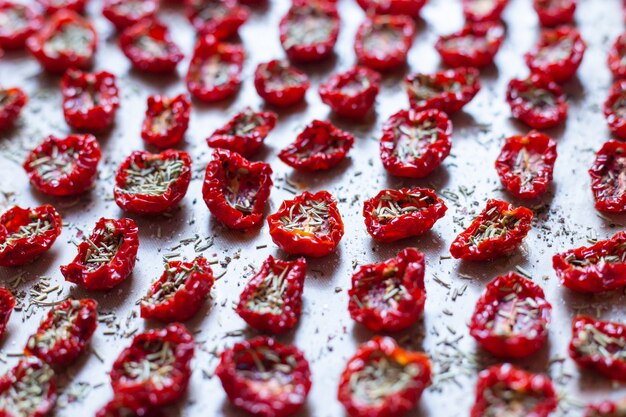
[283, 157, 353, 189]
[349, 318, 427, 351]
[454, 253, 530, 282]
[221, 399, 313, 417]
[261, 96, 309, 117]
[382, 165, 451, 192]
[127, 68, 182, 89]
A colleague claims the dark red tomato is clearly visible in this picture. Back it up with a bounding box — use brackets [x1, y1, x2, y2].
[114, 150, 192, 215]
[279, 1, 340, 63]
[216, 336, 312, 417]
[338, 336, 431, 417]
[435, 22, 504, 69]
[362, 187, 447, 242]
[379, 108, 452, 178]
[494, 131, 558, 199]
[462, 0, 508, 22]
[471, 364, 557, 417]
[24, 298, 97, 368]
[279, 120, 354, 171]
[0, 1, 42, 49]
[185, 0, 248, 39]
[0, 205, 62, 267]
[470, 272, 552, 358]
[449, 199, 533, 261]
[62, 69, 120, 132]
[506, 74, 568, 129]
[584, 399, 626, 417]
[0, 288, 14, 339]
[267, 190, 344, 258]
[206, 107, 277, 157]
[141, 94, 191, 149]
[318, 66, 380, 119]
[553, 231, 626, 293]
[608, 33, 626, 79]
[37, 0, 85, 14]
[354, 15, 415, 72]
[119, 20, 184, 73]
[140, 257, 215, 322]
[533, 0, 576, 27]
[355, 0, 426, 17]
[404, 67, 480, 114]
[23, 134, 101, 197]
[569, 316, 626, 381]
[0, 357, 56, 417]
[26, 10, 97, 73]
[110, 323, 195, 408]
[103, 0, 159, 31]
[186, 34, 244, 102]
[60, 217, 139, 291]
[604, 80, 626, 140]
[589, 141, 626, 213]
[0, 87, 27, 131]
[96, 397, 163, 417]
[524, 26, 586, 84]
[254, 60, 310, 107]
[203, 149, 273, 230]
[236, 256, 306, 334]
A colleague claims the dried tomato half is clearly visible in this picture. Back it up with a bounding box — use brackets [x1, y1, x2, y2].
[533, 0, 576, 27]
[110, 323, 195, 408]
[362, 187, 447, 242]
[0, 1, 42, 49]
[236, 256, 306, 334]
[24, 298, 97, 368]
[267, 190, 344, 258]
[186, 35, 244, 102]
[318, 66, 380, 119]
[140, 257, 214, 322]
[0, 86, 27, 131]
[584, 399, 626, 417]
[141, 94, 191, 149]
[379, 108, 452, 178]
[96, 397, 162, 417]
[37, 0, 85, 14]
[435, 22, 504, 69]
[608, 33, 626, 79]
[185, 0, 248, 39]
[506, 74, 568, 129]
[604, 80, 626, 140]
[254, 60, 310, 107]
[114, 150, 192, 215]
[26, 10, 97, 73]
[404, 67, 480, 114]
[338, 336, 431, 417]
[119, 20, 184, 73]
[0, 357, 56, 417]
[61, 69, 120, 132]
[524, 26, 586, 84]
[471, 364, 557, 417]
[279, 1, 340, 63]
[569, 316, 626, 381]
[589, 141, 626, 213]
[0, 288, 14, 339]
[102, 0, 159, 31]
[494, 131, 557, 199]
[202, 149, 273, 230]
[0, 205, 62, 267]
[462, 0, 508, 22]
[354, 15, 415, 72]
[206, 107, 277, 157]
[450, 199, 533, 261]
[23, 134, 101, 197]
[60, 217, 139, 291]
[355, 0, 426, 17]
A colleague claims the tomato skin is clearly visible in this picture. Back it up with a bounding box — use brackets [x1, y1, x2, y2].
[355, 0, 426, 17]
[102, 0, 159, 30]
[61, 217, 139, 291]
[0, 87, 27, 131]
[141, 94, 191, 149]
[462, 0, 509, 22]
[0, 1, 42, 49]
[203, 149, 273, 230]
[37, 0, 86, 14]
[494, 131, 557, 199]
[354, 15, 415, 72]
[337, 336, 431, 417]
[0, 288, 14, 339]
[589, 141, 626, 213]
[435, 22, 504, 69]
[0, 205, 62, 267]
[404, 67, 480, 114]
[524, 26, 586, 84]
[604, 80, 626, 140]
[119, 20, 184, 73]
[319, 66, 380, 119]
[254, 60, 310, 107]
[185, 0, 249, 40]
[506, 74, 568, 129]
[533, 0, 576, 27]
[206, 108, 277, 158]
[96, 397, 163, 417]
[0, 357, 57, 417]
[216, 336, 312, 417]
[584, 399, 626, 417]
[608, 33, 626, 79]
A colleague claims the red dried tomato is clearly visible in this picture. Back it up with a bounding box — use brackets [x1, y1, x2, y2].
[495, 131, 557, 199]
[338, 336, 431, 417]
[379, 108, 452, 178]
[404, 67, 480, 114]
[0, 357, 56, 417]
[449, 199, 533, 261]
[113, 150, 192, 215]
[26, 10, 97, 73]
[525, 26, 586, 84]
[436, 22, 504, 69]
[60, 217, 139, 291]
[24, 298, 97, 368]
[185, 0, 248, 39]
[141, 94, 191, 149]
[216, 336, 312, 417]
[110, 323, 195, 408]
[589, 141, 626, 213]
[608, 33, 626, 79]
[319, 66, 380, 119]
[0, 205, 62, 267]
[119, 20, 184, 73]
[533, 0, 576, 27]
[0, 1, 42, 49]
[61, 69, 120, 132]
[254, 60, 310, 107]
[462, 0, 508, 22]
[553, 232, 626, 293]
[584, 399, 626, 417]
[140, 257, 214, 322]
[355, 0, 426, 17]
[506, 74, 568, 129]
[471, 364, 557, 417]
[362, 187, 447, 242]
[202, 149, 273, 230]
[96, 397, 162, 417]
[604, 80, 626, 140]
[236, 256, 306, 334]
[0, 87, 27, 131]
[23, 134, 101, 197]
[206, 107, 277, 157]
[186, 35, 244, 102]
[102, 0, 159, 31]
[37, 0, 85, 14]
[569, 316, 626, 381]
[0, 288, 14, 339]
[279, 1, 340, 63]
[470, 272, 552, 359]
[354, 15, 415, 72]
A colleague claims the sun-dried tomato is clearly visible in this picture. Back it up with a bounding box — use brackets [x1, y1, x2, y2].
[525, 26, 586, 84]
[604, 80, 626, 140]
[463, 0, 508, 22]
[206, 107, 277, 157]
[355, 0, 426, 17]
[608, 33, 626, 79]
[102, 0, 159, 31]
[533, 0, 576, 27]
[0, 288, 14, 339]
[354, 15, 415, 72]
[506, 74, 568, 129]
[0, 357, 56, 417]
[96, 397, 162, 417]
[589, 141, 626, 213]
[254, 60, 310, 107]
[60, 217, 139, 291]
[141, 94, 191, 149]
[185, 0, 248, 39]
[319, 66, 380, 119]
[404, 67, 480, 114]
[119, 20, 184, 73]
[0, 87, 27, 131]
[37, 0, 85, 14]
[436, 22, 504, 69]
[0, 1, 42, 49]
[584, 399, 626, 417]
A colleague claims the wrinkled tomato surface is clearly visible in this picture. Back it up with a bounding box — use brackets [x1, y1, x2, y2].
[533, 0, 577, 27]
[103, 0, 159, 31]
[506, 74, 568, 129]
[462, 0, 509, 22]
[254, 60, 310, 107]
[436, 22, 505, 69]
[206, 107, 277, 157]
[0, 287, 14, 339]
[589, 141, 626, 213]
[141, 94, 191, 149]
[185, 0, 248, 40]
[354, 15, 415, 72]
[0, 357, 57, 417]
[119, 20, 184, 73]
[608, 33, 626, 79]
[0, 1, 42, 49]
[319, 66, 381, 119]
[525, 26, 586, 83]
[604, 79, 626, 140]
[0, 86, 27, 131]
[355, 0, 427, 17]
